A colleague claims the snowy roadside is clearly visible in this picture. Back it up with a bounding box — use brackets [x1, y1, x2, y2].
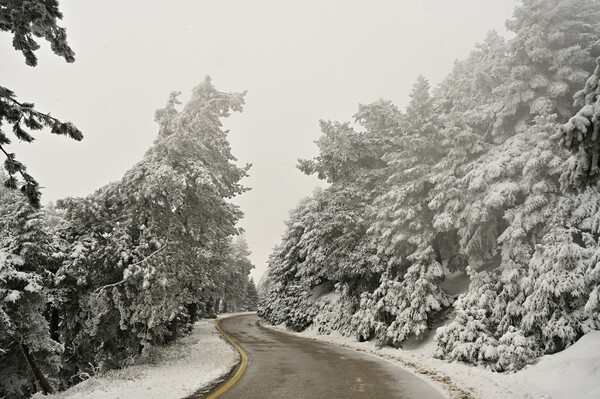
[261, 321, 600, 399]
[34, 317, 240, 399]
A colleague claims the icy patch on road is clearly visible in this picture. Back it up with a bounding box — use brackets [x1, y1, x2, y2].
[36, 318, 239, 399]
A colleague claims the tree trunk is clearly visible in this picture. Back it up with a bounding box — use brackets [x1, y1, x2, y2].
[20, 343, 53, 394]
[188, 303, 198, 323]
[215, 298, 220, 314]
[49, 308, 60, 342]
[170, 318, 178, 342]
[223, 300, 228, 313]
[432, 234, 444, 266]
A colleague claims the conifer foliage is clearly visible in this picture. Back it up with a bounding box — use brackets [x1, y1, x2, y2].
[0, 175, 61, 396]
[557, 57, 600, 190]
[259, 0, 600, 372]
[0, 0, 83, 207]
[0, 79, 254, 398]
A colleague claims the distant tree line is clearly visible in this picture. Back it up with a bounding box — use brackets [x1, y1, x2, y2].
[259, 0, 600, 372]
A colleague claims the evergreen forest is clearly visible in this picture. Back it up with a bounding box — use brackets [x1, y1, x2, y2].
[259, 0, 600, 373]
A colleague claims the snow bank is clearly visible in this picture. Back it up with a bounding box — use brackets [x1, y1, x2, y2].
[36, 318, 239, 399]
[514, 330, 600, 399]
[263, 321, 600, 399]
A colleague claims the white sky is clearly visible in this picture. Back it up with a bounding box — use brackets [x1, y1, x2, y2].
[1, 0, 518, 281]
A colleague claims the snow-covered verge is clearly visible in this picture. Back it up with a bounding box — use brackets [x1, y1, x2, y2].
[262, 320, 600, 399]
[34, 318, 239, 399]
[517, 330, 600, 399]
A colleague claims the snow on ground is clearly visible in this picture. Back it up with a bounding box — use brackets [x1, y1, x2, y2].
[35, 317, 240, 399]
[31, 309, 600, 399]
[263, 321, 600, 399]
[516, 330, 600, 399]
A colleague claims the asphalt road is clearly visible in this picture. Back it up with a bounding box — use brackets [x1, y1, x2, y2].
[212, 314, 445, 399]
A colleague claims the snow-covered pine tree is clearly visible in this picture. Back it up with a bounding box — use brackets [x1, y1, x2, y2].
[435, 267, 500, 367]
[244, 278, 259, 311]
[219, 236, 254, 312]
[428, 32, 509, 270]
[261, 100, 399, 332]
[519, 188, 600, 349]
[432, 0, 600, 371]
[0, 177, 61, 398]
[435, 30, 600, 368]
[262, 0, 600, 372]
[0, 1, 82, 207]
[258, 196, 317, 330]
[557, 57, 600, 190]
[55, 78, 249, 378]
[365, 76, 449, 346]
[521, 226, 587, 353]
[492, 0, 600, 140]
[450, 0, 600, 266]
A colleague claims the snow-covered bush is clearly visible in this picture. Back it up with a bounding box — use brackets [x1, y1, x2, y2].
[349, 291, 385, 343]
[435, 267, 500, 367]
[496, 327, 538, 371]
[258, 281, 317, 332]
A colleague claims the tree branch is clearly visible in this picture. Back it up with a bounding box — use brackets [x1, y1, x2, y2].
[93, 240, 169, 296]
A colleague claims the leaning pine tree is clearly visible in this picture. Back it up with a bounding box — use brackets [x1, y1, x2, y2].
[55, 77, 250, 378]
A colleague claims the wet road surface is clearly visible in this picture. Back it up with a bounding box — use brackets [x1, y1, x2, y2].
[211, 314, 445, 399]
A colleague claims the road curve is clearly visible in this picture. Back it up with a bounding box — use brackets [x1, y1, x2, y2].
[208, 314, 445, 399]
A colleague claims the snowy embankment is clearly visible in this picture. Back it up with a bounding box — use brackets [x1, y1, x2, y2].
[517, 330, 600, 399]
[263, 303, 600, 399]
[35, 316, 240, 399]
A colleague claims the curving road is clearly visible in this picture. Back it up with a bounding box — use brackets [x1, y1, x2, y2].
[208, 314, 445, 399]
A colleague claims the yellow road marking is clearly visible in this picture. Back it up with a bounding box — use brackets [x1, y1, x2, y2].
[204, 317, 248, 399]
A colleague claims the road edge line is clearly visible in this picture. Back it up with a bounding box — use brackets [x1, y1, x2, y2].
[204, 316, 249, 399]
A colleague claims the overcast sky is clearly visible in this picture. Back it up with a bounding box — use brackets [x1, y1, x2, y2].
[2, 0, 519, 281]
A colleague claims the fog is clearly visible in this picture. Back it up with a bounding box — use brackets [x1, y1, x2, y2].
[2, 0, 518, 280]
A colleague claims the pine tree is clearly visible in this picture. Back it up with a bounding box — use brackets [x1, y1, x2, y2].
[0, 1, 82, 207]
[258, 196, 319, 330]
[244, 278, 259, 311]
[492, 0, 600, 139]
[557, 57, 600, 190]
[428, 32, 509, 267]
[520, 226, 587, 353]
[54, 77, 249, 376]
[220, 236, 254, 312]
[432, 0, 600, 370]
[0, 176, 61, 398]
[435, 267, 500, 367]
[261, 100, 399, 332]
[0, 0, 75, 67]
[366, 76, 449, 345]
[259, 0, 600, 372]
